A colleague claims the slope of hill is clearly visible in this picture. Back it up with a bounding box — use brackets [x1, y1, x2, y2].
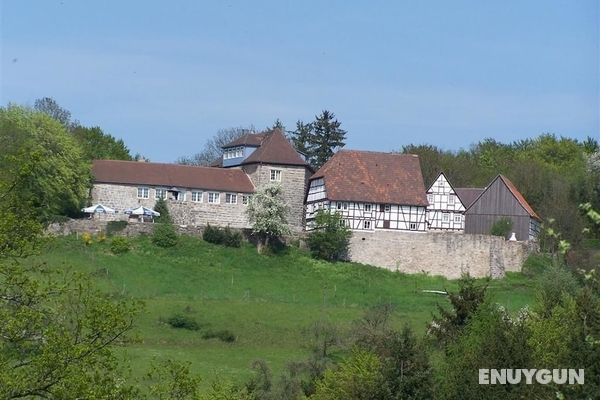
[30, 235, 536, 387]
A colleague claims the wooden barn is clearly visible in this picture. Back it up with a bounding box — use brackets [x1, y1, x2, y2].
[464, 175, 541, 240]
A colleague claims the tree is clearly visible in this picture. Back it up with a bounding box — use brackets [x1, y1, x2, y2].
[34, 97, 73, 128]
[490, 217, 513, 238]
[307, 210, 351, 261]
[178, 126, 255, 166]
[71, 125, 132, 161]
[154, 197, 172, 223]
[291, 111, 346, 169]
[0, 105, 90, 220]
[246, 183, 290, 253]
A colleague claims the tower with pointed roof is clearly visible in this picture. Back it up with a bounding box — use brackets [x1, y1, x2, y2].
[219, 129, 313, 231]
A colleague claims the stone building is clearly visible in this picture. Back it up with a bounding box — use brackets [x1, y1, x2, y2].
[305, 151, 429, 231]
[90, 129, 312, 230]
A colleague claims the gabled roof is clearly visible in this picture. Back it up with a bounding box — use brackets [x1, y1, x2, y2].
[464, 174, 541, 221]
[310, 150, 428, 206]
[455, 188, 485, 208]
[92, 160, 255, 193]
[222, 133, 267, 148]
[239, 129, 310, 168]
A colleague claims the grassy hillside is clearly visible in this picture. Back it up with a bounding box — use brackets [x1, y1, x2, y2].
[31, 234, 537, 388]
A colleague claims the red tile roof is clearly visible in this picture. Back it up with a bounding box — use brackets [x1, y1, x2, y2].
[498, 175, 542, 221]
[92, 160, 255, 193]
[240, 129, 310, 168]
[222, 133, 267, 148]
[310, 151, 428, 206]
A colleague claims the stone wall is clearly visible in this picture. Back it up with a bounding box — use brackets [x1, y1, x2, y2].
[348, 230, 536, 279]
[242, 164, 311, 231]
[91, 183, 250, 228]
[47, 218, 205, 237]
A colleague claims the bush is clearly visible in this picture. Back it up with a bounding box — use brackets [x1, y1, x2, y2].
[203, 224, 242, 247]
[106, 220, 128, 236]
[110, 236, 130, 254]
[307, 210, 351, 261]
[152, 223, 178, 248]
[202, 329, 236, 343]
[81, 232, 93, 245]
[490, 217, 513, 238]
[166, 314, 200, 331]
[154, 198, 172, 223]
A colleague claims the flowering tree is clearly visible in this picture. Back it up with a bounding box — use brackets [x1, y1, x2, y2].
[246, 183, 290, 252]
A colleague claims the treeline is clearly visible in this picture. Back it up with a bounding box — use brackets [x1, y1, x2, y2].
[0, 99, 135, 219]
[403, 135, 600, 246]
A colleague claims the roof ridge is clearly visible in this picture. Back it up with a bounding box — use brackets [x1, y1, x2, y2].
[94, 159, 242, 173]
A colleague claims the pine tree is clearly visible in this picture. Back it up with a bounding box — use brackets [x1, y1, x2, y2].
[154, 198, 172, 223]
[310, 110, 347, 169]
[291, 120, 313, 157]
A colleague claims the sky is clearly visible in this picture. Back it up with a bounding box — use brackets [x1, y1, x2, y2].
[1, 1, 598, 162]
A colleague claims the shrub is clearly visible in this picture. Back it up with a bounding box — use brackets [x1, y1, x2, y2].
[81, 232, 93, 245]
[96, 232, 107, 243]
[202, 329, 236, 343]
[106, 220, 128, 236]
[152, 223, 178, 248]
[203, 224, 242, 247]
[490, 217, 513, 238]
[110, 236, 130, 254]
[154, 198, 172, 223]
[307, 210, 351, 261]
[166, 314, 200, 331]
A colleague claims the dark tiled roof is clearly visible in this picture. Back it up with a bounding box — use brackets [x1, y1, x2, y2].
[241, 129, 310, 168]
[222, 133, 267, 148]
[92, 160, 255, 193]
[310, 151, 428, 206]
[455, 188, 485, 208]
[499, 175, 542, 221]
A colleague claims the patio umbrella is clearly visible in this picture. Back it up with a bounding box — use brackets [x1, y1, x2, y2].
[124, 206, 160, 217]
[81, 204, 116, 214]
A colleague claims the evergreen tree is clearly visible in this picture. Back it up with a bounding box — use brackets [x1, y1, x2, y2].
[291, 120, 313, 158]
[154, 197, 172, 223]
[310, 110, 347, 169]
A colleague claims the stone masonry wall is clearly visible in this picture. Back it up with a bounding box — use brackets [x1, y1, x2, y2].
[242, 164, 310, 231]
[348, 230, 536, 279]
[91, 183, 250, 228]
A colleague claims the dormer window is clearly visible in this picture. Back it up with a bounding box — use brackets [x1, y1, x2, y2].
[223, 146, 244, 160]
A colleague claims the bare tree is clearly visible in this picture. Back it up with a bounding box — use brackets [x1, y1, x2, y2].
[177, 125, 255, 166]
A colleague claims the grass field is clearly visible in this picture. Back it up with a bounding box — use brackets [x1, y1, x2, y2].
[31, 234, 538, 388]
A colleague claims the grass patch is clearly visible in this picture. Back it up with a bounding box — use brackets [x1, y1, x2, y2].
[33, 234, 538, 389]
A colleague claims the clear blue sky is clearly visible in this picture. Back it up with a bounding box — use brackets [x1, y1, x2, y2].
[1, 1, 598, 162]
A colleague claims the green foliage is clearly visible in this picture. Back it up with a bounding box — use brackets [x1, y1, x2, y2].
[110, 235, 131, 254]
[291, 110, 347, 168]
[202, 329, 236, 343]
[0, 105, 90, 219]
[154, 197, 172, 223]
[71, 125, 132, 161]
[533, 263, 580, 317]
[307, 210, 351, 261]
[312, 349, 389, 400]
[430, 275, 488, 346]
[152, 223, 179, 248]
[490, 217, 513, 237]
[203, 224, 243, 248]
[106, 220, 128, 236]
[246, 184, 290, 251]
[146, 359, 202, 400]
[167, 314, 201, 331]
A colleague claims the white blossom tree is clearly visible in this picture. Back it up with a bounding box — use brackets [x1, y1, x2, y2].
[246, 183, 290, 252]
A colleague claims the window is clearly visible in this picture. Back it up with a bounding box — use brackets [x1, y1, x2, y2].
[223, 146, 244, 160]
[242, 195, 249, 205]
[454, 215, 462, 222]
[137, 187, 149, 199]
[427, 194, 434, 204]
[336, 202, 342, 210]
[443, 213, 450, 222]
[363, 220, 371, 229]
[208, 192, 220, 204]
[448, 195, 455, 205]
[225, 193, 237, 204]
[155, 188, 167, 199]
[270, 169, 282, 182]
[191, 191, 203, 202]
[343, 202, 348, 210]
[384, 204, 391, 212]
[364, 204, 372, 212]
[409, 222, 417, 230]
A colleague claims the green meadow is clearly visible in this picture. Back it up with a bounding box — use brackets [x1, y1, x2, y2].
[31, 234, 537, 388]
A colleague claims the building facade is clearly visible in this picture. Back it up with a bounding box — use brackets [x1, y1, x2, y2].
[305, 151, 428, 232]
[425, 172, 466, 231]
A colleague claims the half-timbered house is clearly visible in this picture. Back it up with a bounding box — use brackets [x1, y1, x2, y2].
[464, 174, 542, 240]
[305, 151, 428, 231]
[425, 172, 466, 231]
